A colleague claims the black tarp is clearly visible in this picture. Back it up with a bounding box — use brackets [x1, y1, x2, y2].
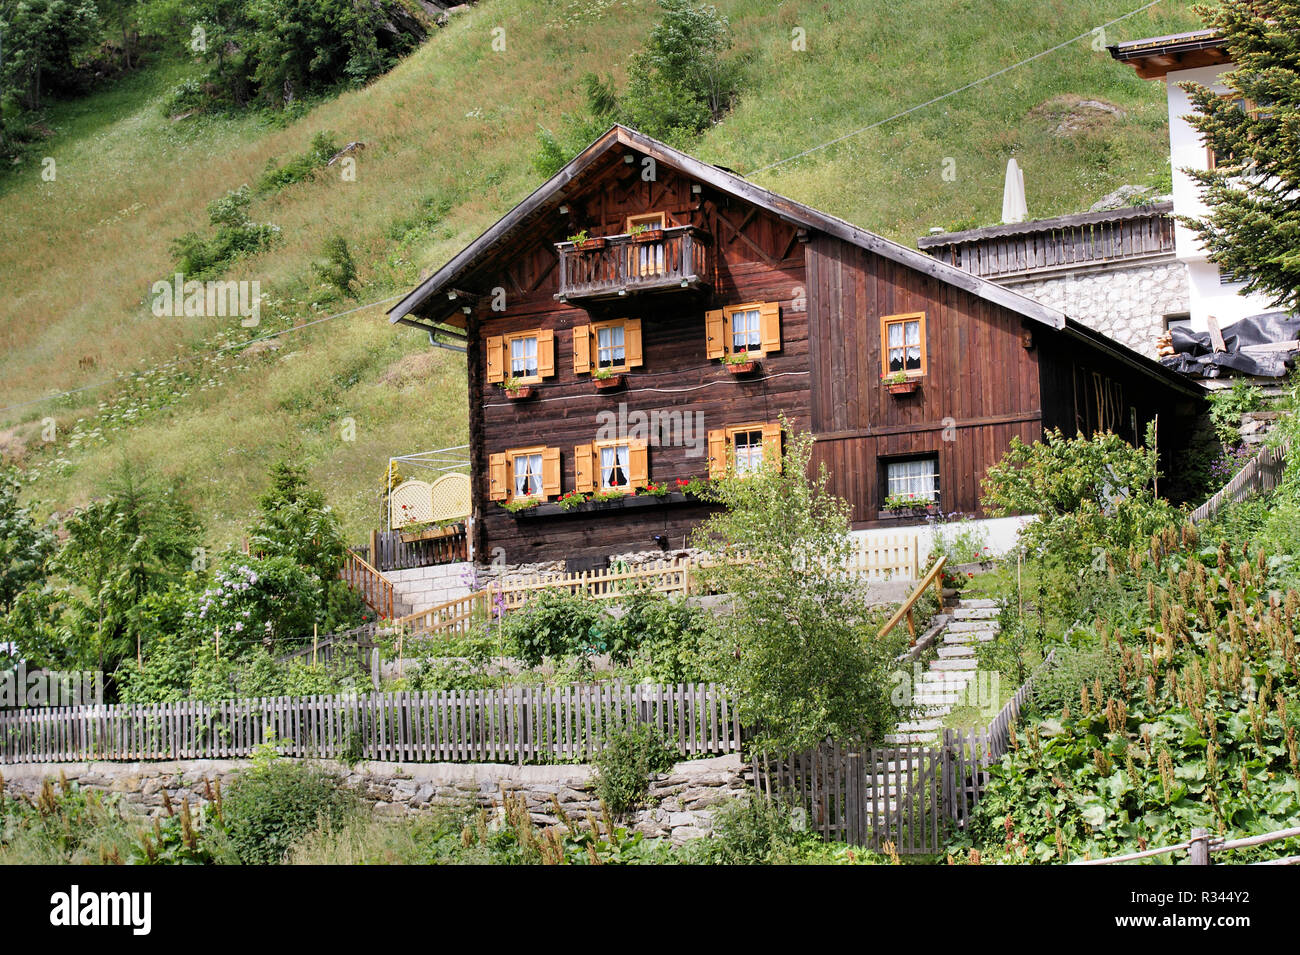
[1161, 311, 1300, 378]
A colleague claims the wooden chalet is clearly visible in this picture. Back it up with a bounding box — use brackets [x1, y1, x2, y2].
[389, 125, 1204, 566]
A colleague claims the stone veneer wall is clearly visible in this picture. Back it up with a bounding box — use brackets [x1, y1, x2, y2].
[1003, 260, 1187, 358]
[387, 561, 474, 614]
[0, 754, 750, 844]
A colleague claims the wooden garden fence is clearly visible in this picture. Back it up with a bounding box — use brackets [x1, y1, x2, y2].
[0, 683, 740, 766]
[757, 650, 1056, 854]
[1190, 439, 1290, 525]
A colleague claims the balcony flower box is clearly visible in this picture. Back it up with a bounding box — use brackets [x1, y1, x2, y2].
[631, 228, 664, 243]
[593, 372, 625, 392]
[575, 237, 607, 251]
[399, 522, 465, 543]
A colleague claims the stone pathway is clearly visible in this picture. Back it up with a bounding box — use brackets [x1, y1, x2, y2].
[886, 598, 999, 746]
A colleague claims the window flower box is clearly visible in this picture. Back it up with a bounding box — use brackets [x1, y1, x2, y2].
[883, 374, 921, 396]
[509, 489, 705, 519]
[504, 384, 535, 401]
[593, 372, 625, 392]
[723, 358, 760, 376]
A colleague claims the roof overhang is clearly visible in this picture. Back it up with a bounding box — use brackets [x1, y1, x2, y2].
[387, 124, 1069, 333]
[1108, 30, 1230, 79]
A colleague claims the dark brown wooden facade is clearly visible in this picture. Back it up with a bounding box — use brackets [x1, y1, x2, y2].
[391, 126, 1204, 566]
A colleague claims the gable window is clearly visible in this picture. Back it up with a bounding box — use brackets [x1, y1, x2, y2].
[626, 213, 667, 277]
[573, 440, 649, 493]
[708, 422, 782, 478]
[488, 447, 561, 501]
[572, 319, 642, 374]
[485, 329, 555, 384]
[881, 312, 926, 376]
[884, 455, 939, 504]
[705, 302, 781, 361]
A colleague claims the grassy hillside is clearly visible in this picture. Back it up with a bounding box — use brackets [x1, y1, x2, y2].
[0, 0, 1203, 545]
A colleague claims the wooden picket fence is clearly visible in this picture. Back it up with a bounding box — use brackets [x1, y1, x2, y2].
[0, 683, 740, 765]
[759, 650, 1055, 854]
[1190, 439, 1290, 524]
[396, 538, 921, 637]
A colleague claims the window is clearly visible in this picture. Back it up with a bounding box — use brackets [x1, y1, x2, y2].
[485, 329, 554, 384]
[708, 423, 782, 478]
[572, 320, 642, 374]
[573, 440, 648, 493]
[1219, 266, 1245, 286]
[596, 441, 631, 490]
[884, 456, 939, 505]
[729, 306, 761, 355]
[513, 450, 544, 498]
[626, 212, 667, 277]
[507, 332, 539, 380]
[881, 312, 926, 376]
[594, 322, 626, 370]
[1204, 95, 1269, 170]
[705, 302, 781, 360]
[488, 447, 561, 501]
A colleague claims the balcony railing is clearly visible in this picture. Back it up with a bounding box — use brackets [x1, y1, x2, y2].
[556, 225, 713, 302]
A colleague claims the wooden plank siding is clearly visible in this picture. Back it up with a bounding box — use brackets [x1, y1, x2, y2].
[804, 234, 1044, 525]
[464, 161, 814, 561]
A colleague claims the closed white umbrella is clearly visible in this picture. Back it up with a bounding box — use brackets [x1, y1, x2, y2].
[1002, 158, 1027, 224]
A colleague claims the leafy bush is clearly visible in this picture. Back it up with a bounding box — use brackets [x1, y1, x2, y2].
[591, 723, 678, 815]
[221, 748, 356, 865]
[601, 589, 713, 681]
[500, 589, 609, 667]
[1208, 379, 1264, 445]
[257, 131, 339, 194]
[170, 186, 280, 279]
[311, 234, 358, 297]
[0, 776, 138, 865]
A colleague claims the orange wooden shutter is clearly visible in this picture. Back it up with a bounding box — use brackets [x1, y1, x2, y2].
[489, 452, 508, 500]
[625, 319, 643, 368]
[759, 302, 781, 355]
[574, 444, 594, 492]
[541, 447, 561, 498]
[486, 335, 504, 384]
[705, 309, 725, 360]
[628, 441, 649, 489]
[707, 428, 726, 478]
[761, 421, 783, 471]
[537, 329, 555, 378]
[573, 325, 591, 374]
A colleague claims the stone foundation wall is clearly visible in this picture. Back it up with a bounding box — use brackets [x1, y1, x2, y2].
[0, 754, 750, 844]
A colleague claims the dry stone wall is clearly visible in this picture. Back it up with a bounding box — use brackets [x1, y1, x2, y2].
[0, 754, 751, 845]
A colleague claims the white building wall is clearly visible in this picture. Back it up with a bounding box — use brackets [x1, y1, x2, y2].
[1165, 63, 1276, 327]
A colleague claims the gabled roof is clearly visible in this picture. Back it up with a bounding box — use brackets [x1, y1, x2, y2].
[387, 124, 1068, 332]
[389, 124, 1204, 398]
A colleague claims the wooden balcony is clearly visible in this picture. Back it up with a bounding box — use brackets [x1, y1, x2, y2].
[555, 226, 713, 302]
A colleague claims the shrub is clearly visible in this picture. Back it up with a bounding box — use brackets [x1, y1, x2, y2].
[591, 723, 678, 815]
[221, 748, 356, 864]
[257, 131, 340, 194]
[311, 235, 358, 297]
[170, 186, 280, 279]
[499, 589, 609, 667]
[601, 589, 713, 681]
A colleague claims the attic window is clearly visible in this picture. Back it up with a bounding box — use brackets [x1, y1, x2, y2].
[626, 212, 667, 277]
